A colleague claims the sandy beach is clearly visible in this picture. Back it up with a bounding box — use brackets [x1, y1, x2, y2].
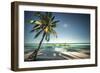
[24, 48, 90, 61]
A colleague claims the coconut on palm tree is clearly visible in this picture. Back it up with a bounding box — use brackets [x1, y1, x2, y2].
[28, 12, 59, 61]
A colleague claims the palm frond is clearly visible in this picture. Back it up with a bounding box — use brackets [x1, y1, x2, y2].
[41, 20, 47, 25]
[29, 20, 42, 25]
[34, 30, 43, 38]
[48, 12, 52, 18]
[34, 20, 42, 25]
[45, 12, 52, 18]
[30, 25, 40, 32]
[28, 20, 35, 24]
[40, 16, 49, 25]
[51, 16, 55, 21]
[28, 12, 59, 42]
[33, 25, 40, 29]
[33, 24, 38, 28]
[25, 19, 32, 24]
[45, 33, 50, 42]
[52, 20, 60, 24]
[30, 29, 35, 32]
[51, 24, 56, 28]
[51, 29, 57, 38]
[34, 12, 41, 17]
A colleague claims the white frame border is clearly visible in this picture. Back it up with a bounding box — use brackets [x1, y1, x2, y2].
[18, 5, 96, 68]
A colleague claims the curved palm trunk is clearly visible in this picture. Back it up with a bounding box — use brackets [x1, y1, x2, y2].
[31, 32, 46, 61]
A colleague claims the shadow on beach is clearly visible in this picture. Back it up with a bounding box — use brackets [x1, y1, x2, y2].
[24, 48, 90, 61]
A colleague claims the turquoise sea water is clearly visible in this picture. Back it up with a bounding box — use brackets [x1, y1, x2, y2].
[24, 43, 90, 54]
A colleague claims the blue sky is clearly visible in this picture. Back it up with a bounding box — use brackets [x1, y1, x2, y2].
[24, 11, 90, 43]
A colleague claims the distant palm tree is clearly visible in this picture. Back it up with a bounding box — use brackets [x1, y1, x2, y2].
[28, 12, 59, 60]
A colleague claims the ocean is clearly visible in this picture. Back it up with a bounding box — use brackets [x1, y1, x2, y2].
[24, 43, 90, 54]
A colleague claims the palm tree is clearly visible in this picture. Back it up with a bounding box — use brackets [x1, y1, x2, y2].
[28, 12, 59, 61]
